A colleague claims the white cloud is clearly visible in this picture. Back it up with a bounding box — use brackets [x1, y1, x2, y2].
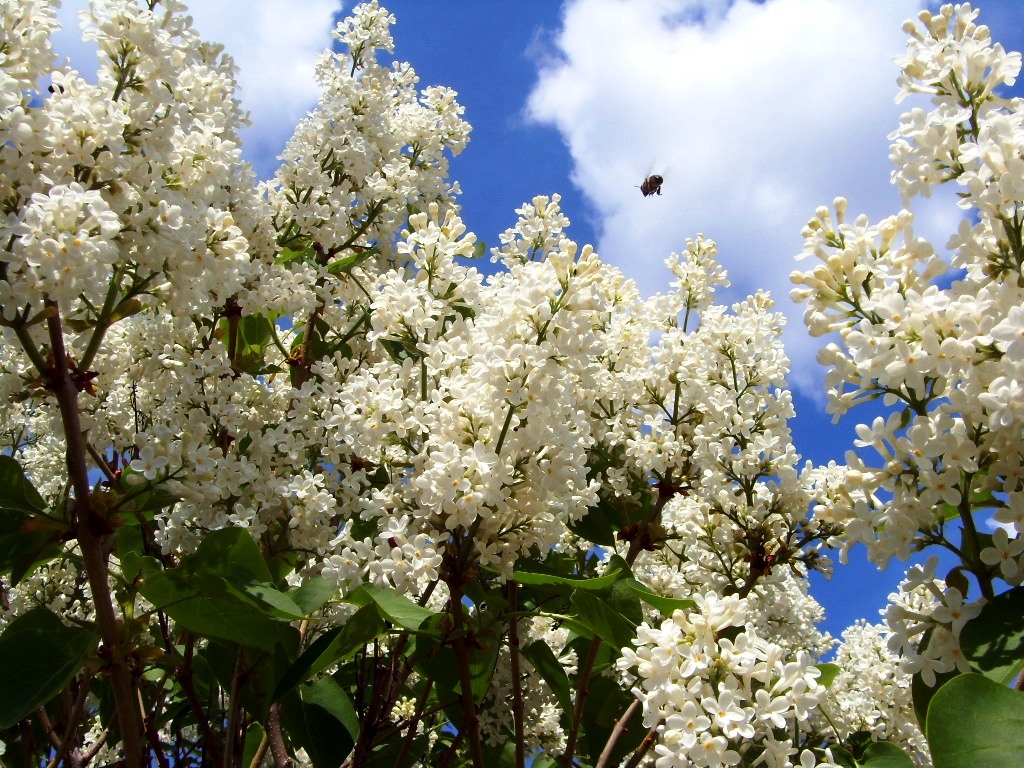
[51, 0, 345, 178]
[526, 0, 954, 394]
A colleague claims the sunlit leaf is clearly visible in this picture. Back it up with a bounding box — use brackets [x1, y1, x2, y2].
[927, 673, 1024, 768]
[571, 589, 637, 652]
[959, 586, 1024, 685]
[0, 455, 47, 514]
[301, 676, 359, 741]
[346, 583, 436, 631]
[160, 593, 281, 651]
[289, 575, 336, 615]
[859, 741, 916, 767]
[513, 555, 630, 593]
[817, 663, 841, 689]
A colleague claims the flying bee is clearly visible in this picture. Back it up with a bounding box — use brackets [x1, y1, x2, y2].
[640, 174, 664, 197]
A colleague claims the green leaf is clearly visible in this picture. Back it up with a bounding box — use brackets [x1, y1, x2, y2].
[379, 337, 421, 364]
[139, 529, 285, 650]
[239, 312, 274, 348]
[860, 741, 916, 767]
[566, 496, 619, 546]
[413, 610, 498, 702]
[327, 248, 376, 275]
[108, 296, 144, 322]
[513, 555, 630, 593]
[370, 733, 428, 768]
[301, 676, 359, 741]
[817, 662, 841, 689]
[0, 608, 100, 728]
[414, 617, 462, 694]
[621, 579, 696, 616]
[206, 573, 306, 620]
[829, 746, 858, 768]
[289, 575, 336, 615]
[276, 245, 314, 267]
[159, 593, 281, 651]
[190, 527, 273, 582]
[522, 640, 572, 718]
[242, 722, 265, 768]
[0, 455, 47, 514]
[112, 475, 180, 521]
[346, 583, 436, 632]
[571, 588, 637, 652]
[959, 586, 1024, 685]
[480, 741, 517, 768]
[927, 673, 1024, 768]
[467, 627, 500, 699]
[470, 240, 487, 259]
[608, 577, 644, 627]
[138, 563, 200, 610]
[0, 524, 65, 586]
[272, 603, 385, 701]
[280, 686, 355, 768]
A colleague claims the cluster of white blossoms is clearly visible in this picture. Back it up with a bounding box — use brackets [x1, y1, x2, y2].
[823, 621, 929, 764]
[618, 593, 834, 768]
[600, 241, 847, 767]
[882, 557, 980, 687]
[262, 0, 469, 284]
[9, 1, 1020, 766]
[0, 0, 270, 322]
[791, 2, 1024, 691]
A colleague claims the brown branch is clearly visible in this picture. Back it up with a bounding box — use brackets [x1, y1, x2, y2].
[560, 636, 601, 768]
[224, 648, 245, 768]
[85, 443, 119, 485]
[595, 698, 641, 768]
[37, 707, 63, 751]
[349, 644, 389, 767]
[50, 674, 97, 768]
[141, 671, 171, 768]
[449, 580, 485, 768]
[142, 706, 171, 768]
[179, 633, 224, 767]
[80, 727, 111, 765]
[622, 721, 662, 768]
[266, 703, 294, 768]
[45, 302, 142, 768]
[505, 582, 526, 768]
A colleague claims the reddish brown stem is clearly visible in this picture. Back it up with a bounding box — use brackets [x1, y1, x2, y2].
[596, 698, 641, 768]
[266, 703, 294, 768]
[560, 636, 601, 768]
[505, 582, 526, 768]
[179, 633, 224, 767]
[622, 722, 662, 768]
[449, 580, 485, 768]
[45, 303, 142, 768]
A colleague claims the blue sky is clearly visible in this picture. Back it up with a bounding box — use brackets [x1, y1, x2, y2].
[51, 0, 1024, 640]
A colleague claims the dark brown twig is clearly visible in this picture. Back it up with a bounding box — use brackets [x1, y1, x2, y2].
[45, 302, 142, 768]
[506, 582, 526, 768]
[266, 703, 294, 768]
[595, 698, 641, 768]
